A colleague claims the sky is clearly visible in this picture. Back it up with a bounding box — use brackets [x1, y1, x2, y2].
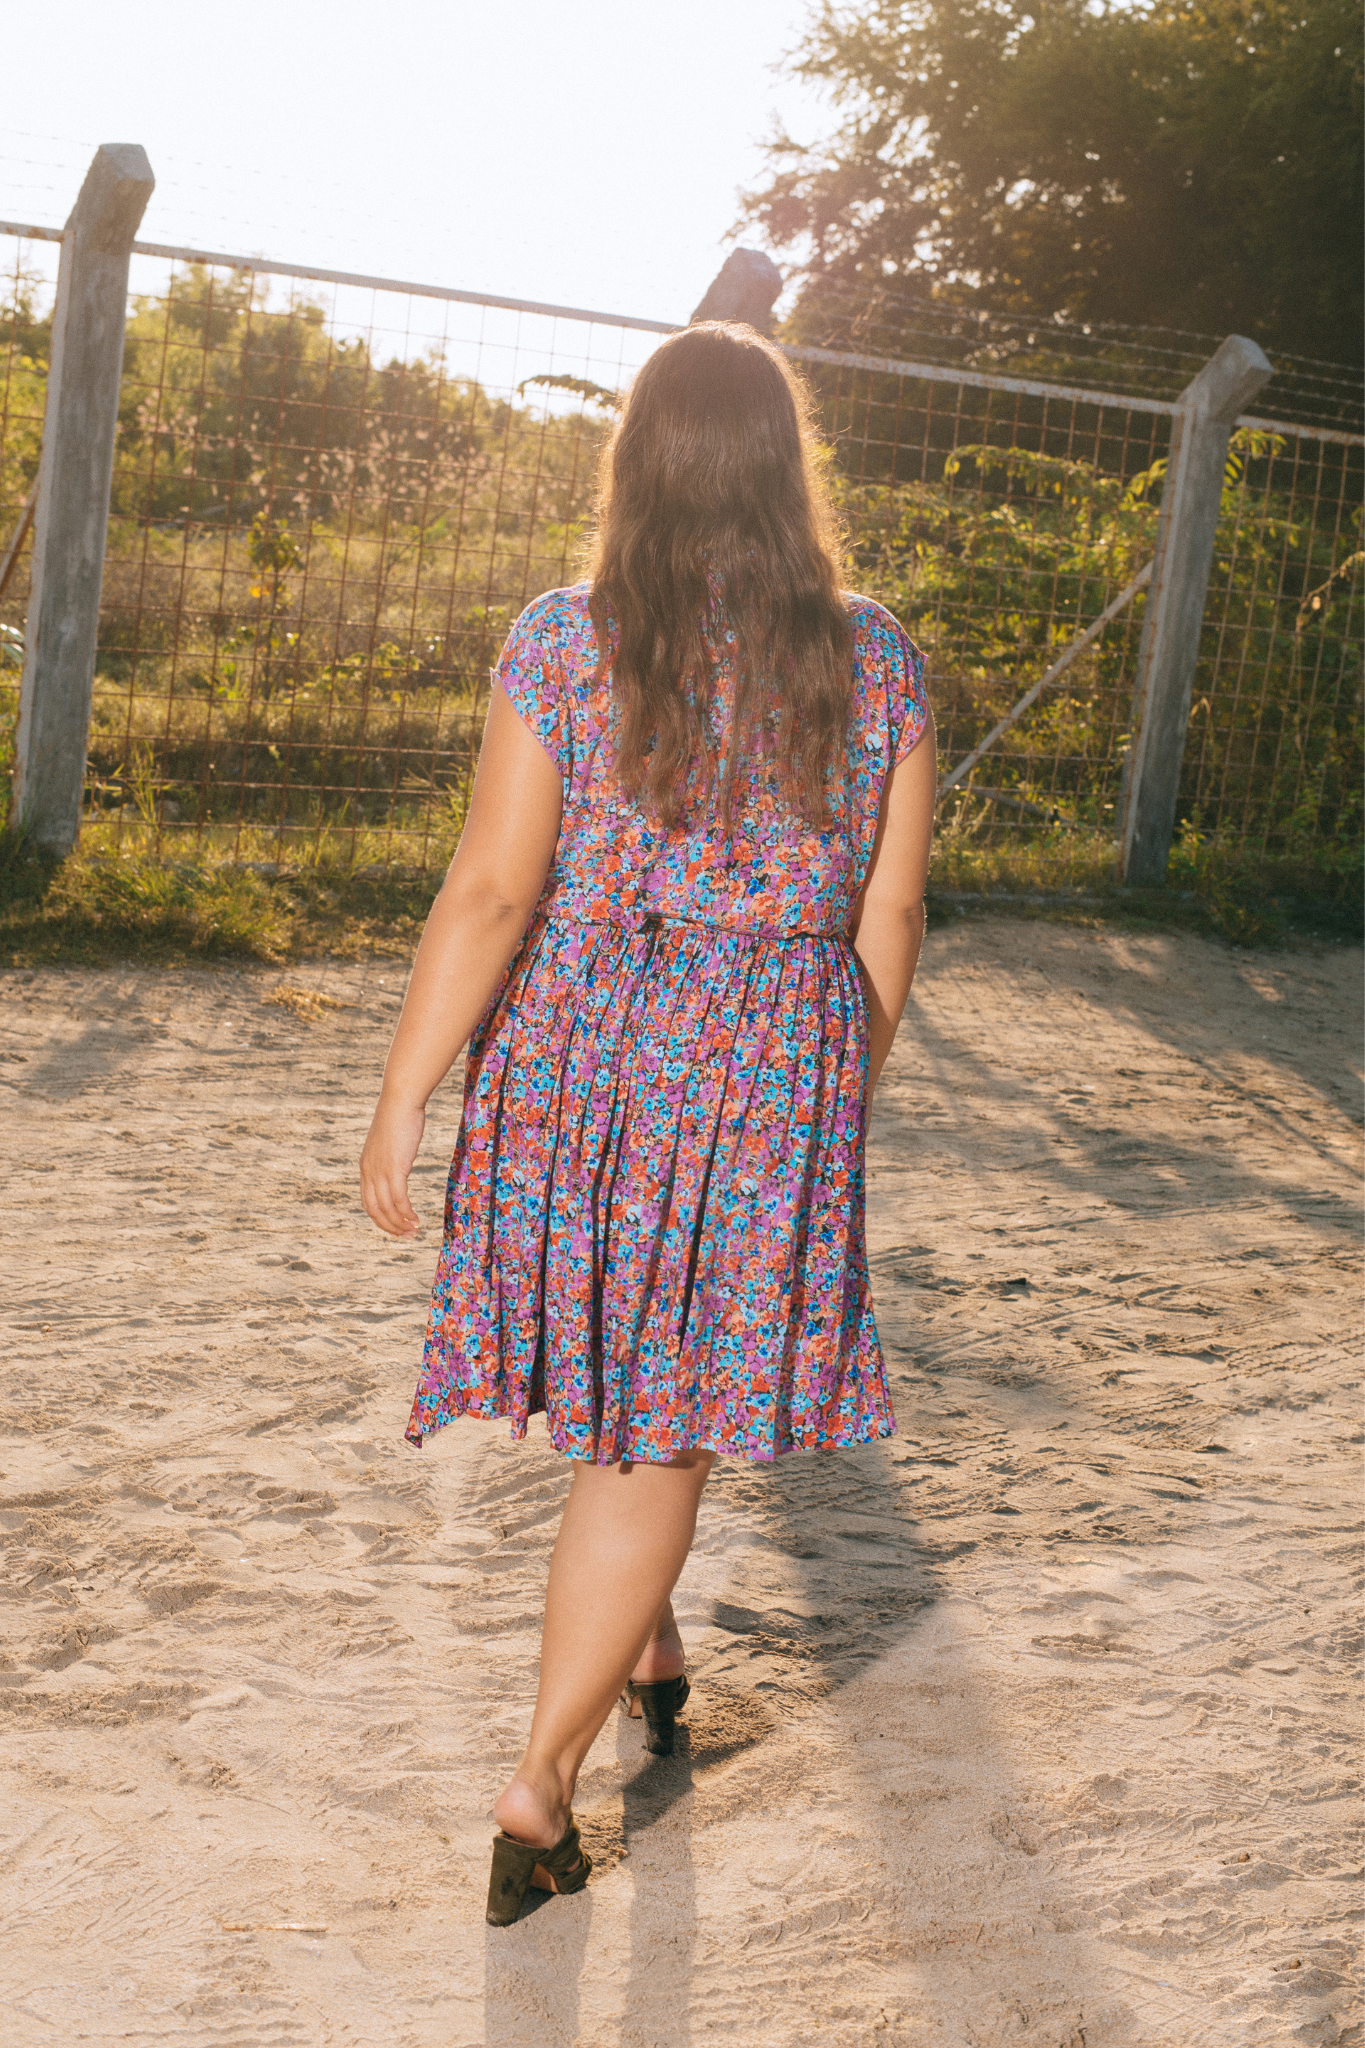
[2, 0, 831, 326]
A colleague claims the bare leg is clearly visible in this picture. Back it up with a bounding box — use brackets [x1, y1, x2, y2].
[493, 1450, 713, 1885]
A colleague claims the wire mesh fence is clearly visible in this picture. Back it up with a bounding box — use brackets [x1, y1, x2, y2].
[0, 229, 1360, 877]
[781, 275, 1365, 438]
[31, 248, 661, 869]
[788, 339, 1363, 859]
[0, 236, 45, 702]
[789, 348, 1172, 846]
[1192, 428, 1362, 859]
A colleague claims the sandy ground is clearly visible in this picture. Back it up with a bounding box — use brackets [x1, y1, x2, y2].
[1, 919, 1360, 2048]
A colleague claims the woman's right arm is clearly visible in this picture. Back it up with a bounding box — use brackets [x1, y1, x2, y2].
[850, 707, 937, 1100]
[359, 685, 564, 1240]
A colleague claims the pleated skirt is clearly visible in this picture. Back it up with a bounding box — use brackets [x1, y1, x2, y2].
[405, 911, 896, 1463]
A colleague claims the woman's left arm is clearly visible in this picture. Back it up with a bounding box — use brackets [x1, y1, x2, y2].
[359, 685, 564, 1239]
[850, 707, 937, 1100]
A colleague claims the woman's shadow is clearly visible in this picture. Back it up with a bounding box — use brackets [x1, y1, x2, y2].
[482, 1681, 771, 2047]
[479, 1432, 949, 2048]
[483, 1871, 594, 2047]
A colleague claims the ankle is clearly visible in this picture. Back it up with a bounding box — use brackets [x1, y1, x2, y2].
[630, 1624, 686, 1684]
[493, 1767, 573, 1849]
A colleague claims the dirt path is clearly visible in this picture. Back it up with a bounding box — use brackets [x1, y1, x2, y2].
[1, 922, 1359, 2048]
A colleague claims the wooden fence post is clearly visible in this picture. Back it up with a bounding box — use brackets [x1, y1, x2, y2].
[690, 249, 783, 333]
[9, 144, 154, 853]
[1117, 333, 1272, 885]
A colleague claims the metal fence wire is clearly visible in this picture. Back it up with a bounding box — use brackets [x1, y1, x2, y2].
[782, 274, 1365, 436]
[42, 251, 657, 871]
[0, 232, 1360, 873]
[794, 353, 1172, 842]
[794, 345, 1362, 856]
[1194, 430, 1362, 855]
[0, 238, 44, 715]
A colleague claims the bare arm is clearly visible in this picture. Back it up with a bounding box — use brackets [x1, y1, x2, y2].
[850, 707, 937, 1100]
[359, 686, 564, 1239]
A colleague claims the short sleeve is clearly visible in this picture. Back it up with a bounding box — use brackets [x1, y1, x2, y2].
[893, 630, 929, 764]
[494, 594, 572, 793]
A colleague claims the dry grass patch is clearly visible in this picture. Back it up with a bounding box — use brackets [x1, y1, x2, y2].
[263, 985, 356, 1023]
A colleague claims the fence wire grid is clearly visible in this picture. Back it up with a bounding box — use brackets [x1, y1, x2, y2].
[794, 345, 1362, 859]
[782, 275, 1365, 437]
[0, 232, 1361, 877]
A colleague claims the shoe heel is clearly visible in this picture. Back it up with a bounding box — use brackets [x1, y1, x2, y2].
[486, 1819, 591, 1926]
[486, 1833, 538, 1926]
[627, 1674, 691, 1756]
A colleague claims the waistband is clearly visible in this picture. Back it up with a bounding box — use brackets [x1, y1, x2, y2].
[546, 908, 846, 943]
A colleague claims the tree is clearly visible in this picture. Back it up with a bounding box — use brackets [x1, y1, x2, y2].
[742, 0, 1364, 363]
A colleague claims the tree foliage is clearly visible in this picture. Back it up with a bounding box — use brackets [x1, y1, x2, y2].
[743, 0, 1364, 362]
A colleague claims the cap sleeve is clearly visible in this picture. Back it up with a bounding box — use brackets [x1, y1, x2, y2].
[494, 595, 572, 794]
[893, 629, 929, 764]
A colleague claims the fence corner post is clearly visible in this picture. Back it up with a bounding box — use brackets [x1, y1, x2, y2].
[9, 143, 154, 853]
[1116, 333, 1272, 886]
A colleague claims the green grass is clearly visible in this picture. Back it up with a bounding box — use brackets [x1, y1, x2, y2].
[0, 825, 440, 967]
[927, 824, 1362, 945]
[0, 820, 1357, 970]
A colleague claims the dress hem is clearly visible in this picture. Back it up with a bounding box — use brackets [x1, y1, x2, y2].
[405, 1392, 896, 1465]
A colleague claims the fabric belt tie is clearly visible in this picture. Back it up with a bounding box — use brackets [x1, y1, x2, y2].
[551, 909, 846, 943]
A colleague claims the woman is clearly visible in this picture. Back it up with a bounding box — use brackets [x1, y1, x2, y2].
[359, 322, 935, 1926]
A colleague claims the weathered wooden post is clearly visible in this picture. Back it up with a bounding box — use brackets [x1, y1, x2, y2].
[10, 144, 154, 852]
[1117, 333, 1272, 885]
[690, 249, 783, 334]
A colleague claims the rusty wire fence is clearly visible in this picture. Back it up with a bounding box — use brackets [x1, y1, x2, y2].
[1, 229, 1361, 874]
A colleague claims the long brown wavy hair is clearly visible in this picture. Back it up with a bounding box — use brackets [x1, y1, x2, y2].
[587, 322, 853, 829]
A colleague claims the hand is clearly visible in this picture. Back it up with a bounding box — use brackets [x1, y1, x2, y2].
[360, 1095, 427, 1239]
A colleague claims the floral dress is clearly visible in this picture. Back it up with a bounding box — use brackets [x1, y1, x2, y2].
[406, 583, 927, 1464]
